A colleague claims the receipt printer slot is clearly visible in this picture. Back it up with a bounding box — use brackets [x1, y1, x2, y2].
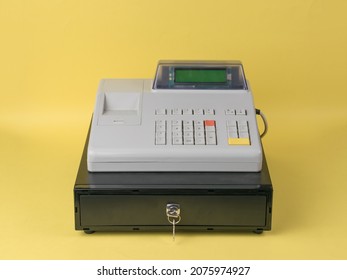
[97, 80, 143, 126]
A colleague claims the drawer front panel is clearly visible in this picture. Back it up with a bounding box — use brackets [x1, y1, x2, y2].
[80, 195, 267, 227]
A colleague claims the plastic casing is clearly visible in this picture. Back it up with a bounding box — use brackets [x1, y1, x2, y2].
[87, 61, 262, 172]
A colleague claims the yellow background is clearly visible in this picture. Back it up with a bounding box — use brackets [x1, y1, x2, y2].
[1, 0, 347, 259]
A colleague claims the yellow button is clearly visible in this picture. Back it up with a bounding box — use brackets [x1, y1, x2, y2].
[228, 138, 250, 145]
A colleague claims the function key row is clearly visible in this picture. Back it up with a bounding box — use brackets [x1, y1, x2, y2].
[155, 108, 215, 115]
[156, 108, 247, 115]
[225, 109, 247, 115]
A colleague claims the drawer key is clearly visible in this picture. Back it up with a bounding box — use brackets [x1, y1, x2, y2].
[166, 203, 181, 241]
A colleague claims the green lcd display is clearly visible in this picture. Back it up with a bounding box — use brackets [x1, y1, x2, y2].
[174, 68, 227, 83]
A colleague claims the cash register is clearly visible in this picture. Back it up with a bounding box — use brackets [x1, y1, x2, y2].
[74, 61, 273, 236]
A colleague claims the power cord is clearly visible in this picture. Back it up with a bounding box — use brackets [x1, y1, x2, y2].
[255, 109, 268, 138]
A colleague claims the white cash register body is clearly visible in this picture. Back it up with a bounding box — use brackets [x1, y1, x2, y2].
[88, 61, 262, 172]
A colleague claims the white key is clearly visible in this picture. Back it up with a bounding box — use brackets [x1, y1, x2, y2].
[172, 131, 183, 137]
[184, 137, 194, 145]
[225, 109, 235, 115]
[239, 132, 249, 138]
[194, 120, 204, 126]
[156, 131, 166, 137]
[183, 109, 193, 115]
[237, 120, 248, 126]
[227, 126, 238, 133]
[155, 108, 167, 115]
[172, 108, 182, 115]
[171, 120, 182, 126]
[228, 131, 238, 138]
[195, 137, 205, 145]
[194, 109, 204, 115]
[183, 125, 193, 132]
[195, 131, 204, 138]
[156, 125, 166, 132]
[183, 120, 193, 126]
[205, 108, 215, 115]
[155, 137, 166, 145]
[227, 120, 237, 127]
[172, 125, 182, 132]
[238, 124, 249, 132]
[206, 132, 217, 145]
[237, 121, 248, 132]
[236, 109, 246, 115]
[205, 125, 216, 132]
[155, 120, 166, 126]
[195, 125, 204, 132]
[184, 131, 194, 137]
[173, 137, 183, 145]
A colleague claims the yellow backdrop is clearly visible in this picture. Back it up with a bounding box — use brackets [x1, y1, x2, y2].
[1, 0, 347, 259]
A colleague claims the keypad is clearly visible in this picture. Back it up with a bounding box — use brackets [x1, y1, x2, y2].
[227, 120, 250, 145]
[172, 120, 217, 145]
[155, 108, 250, 146]
[155, 120, 167, 145]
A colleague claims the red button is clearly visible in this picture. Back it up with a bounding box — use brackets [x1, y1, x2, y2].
[204, 120, 215, 126]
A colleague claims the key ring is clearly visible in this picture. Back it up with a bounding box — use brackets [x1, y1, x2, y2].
[167, 215, 181, 225]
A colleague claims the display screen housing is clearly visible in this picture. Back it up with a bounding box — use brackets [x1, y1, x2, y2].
[174, 68, 227, 83]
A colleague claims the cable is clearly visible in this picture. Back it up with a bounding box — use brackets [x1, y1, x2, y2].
[255, 108, 268, 138]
